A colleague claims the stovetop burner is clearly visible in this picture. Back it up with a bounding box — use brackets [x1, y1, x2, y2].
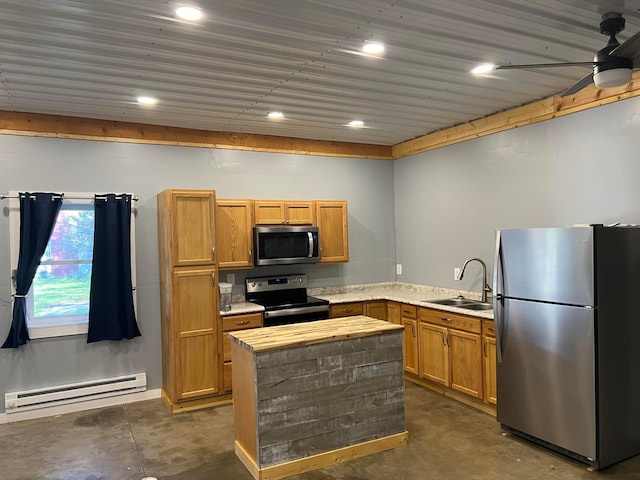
[245, 274, 330, 325]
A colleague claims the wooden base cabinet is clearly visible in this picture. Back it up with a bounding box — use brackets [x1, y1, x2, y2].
[222, 312, 263, 393]
[158, 189, 226, 413]
[417, 308, 483, 401]
[365, 301, 387, 321]
[401, 305, 419, 375]
[483, 320, 497, 405]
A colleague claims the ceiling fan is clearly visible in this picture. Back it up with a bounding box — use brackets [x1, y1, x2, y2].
[472, 12, 640, 97]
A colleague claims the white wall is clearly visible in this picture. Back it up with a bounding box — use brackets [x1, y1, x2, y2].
[394, 96, 640, 294]
[0, 136, 396, 411]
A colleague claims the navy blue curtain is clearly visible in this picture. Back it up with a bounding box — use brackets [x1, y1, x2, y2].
[2, 192, 63, 349]
[87, 194, 141, 343]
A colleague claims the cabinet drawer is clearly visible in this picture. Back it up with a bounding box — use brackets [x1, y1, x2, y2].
[401, 304, 417, 319]
[483, 320, 496, 337]
[331, 302, 364, 317]
[222, 313, 263, 332]
[419, 308, 481, 334]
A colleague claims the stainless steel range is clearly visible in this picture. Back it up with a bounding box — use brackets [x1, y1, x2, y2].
[245, 274, 330, 326]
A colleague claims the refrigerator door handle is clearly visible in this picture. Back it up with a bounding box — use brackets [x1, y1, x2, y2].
[493, 231, 504, 364]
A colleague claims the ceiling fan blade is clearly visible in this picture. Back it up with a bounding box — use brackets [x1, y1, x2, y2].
[560, 73, 594, 97]
[611, 30, 640, 67]
[496, 61, 595, 70]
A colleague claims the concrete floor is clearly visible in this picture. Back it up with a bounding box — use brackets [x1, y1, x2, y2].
[2, 382, 640, 480]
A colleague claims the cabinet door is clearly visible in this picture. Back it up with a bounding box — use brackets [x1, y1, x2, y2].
[285, 201, 315, 225]
[216, 199, 254, 269]
[171, 191, 216, 267]
[221, 312, 263, 393]
[386, 302, 401, 325]
[448, 329, 483, 399]
[484, 336, 497, 405]
[254, 201, 286, 224]
[316, 201, 349, 263]
[403, 319, 419, 375]
[173, 268, 220, 400]
[418, 322, 448, 385]
[365, 301, 387, 321]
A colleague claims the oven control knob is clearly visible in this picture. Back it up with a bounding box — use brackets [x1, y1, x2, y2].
[258, 282, 262, 286]
[251, 282, 256, 287]
[298, 276, 303, 283]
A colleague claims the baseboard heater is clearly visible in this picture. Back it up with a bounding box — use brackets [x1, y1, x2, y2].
[4, 373, 147, 414]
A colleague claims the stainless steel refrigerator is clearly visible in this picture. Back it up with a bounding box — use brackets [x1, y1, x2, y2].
[494, 225, 640, 469]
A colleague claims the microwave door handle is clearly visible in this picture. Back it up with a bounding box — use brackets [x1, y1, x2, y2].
[307, 231, 313, 258]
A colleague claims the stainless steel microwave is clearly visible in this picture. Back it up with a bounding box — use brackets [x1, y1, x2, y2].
[254, 226, 320, 266]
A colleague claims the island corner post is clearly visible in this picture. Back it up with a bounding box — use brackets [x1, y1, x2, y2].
[228, 316, 409, 480]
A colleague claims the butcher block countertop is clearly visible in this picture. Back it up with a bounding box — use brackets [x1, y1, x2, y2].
[228, 315, 403, 352]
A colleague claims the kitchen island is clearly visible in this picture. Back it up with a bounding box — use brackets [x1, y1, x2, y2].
[228, 316, 408, 480]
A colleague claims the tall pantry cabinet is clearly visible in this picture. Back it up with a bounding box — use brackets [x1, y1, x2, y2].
[157, 189, 225, 412]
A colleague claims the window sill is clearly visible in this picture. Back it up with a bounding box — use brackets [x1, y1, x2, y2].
[28, 322, 88, 339]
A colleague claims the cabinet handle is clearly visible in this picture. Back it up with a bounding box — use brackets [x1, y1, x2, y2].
[211, 272, 215, 283]
[344, 308, 354, 313]
[488, 327, 495, 333]
[442, 317, 452, 323]
[483, 340, 488, 357]
[411, 324, 416, 338]
[235, 320, 250, 326]
[248, 249, 252, 260]
[211, 247, 216, 261]
[442, 331, 447, 346]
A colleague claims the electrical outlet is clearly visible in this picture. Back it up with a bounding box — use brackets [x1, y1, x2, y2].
[227, 273, 236, 285]
[396, 264, 403, 275]
[454, 268, 461, 280]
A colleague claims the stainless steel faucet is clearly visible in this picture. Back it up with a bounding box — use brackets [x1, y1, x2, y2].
[458, 257, 492, 303]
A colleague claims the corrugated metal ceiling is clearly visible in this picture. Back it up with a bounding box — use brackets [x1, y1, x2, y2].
[1, 0, 639, 146]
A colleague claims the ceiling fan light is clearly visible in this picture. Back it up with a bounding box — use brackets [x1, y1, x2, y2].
[471, 63, 496, 75]
[593, 68, 632, 88]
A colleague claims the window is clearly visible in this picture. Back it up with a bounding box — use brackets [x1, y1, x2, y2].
[9, 193, 136, 339]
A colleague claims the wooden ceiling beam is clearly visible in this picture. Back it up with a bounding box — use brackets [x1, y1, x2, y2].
[1, 71, 639, 161]
[0, 111, 393, 160]
[392, 71, 640, 159]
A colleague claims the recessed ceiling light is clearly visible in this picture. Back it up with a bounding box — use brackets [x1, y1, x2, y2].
[137, 96, 157, 105]
[176, 6, 203, 21]
[268, 111, 284, 119]
[471, 63, 496, 75]
[348, 120, 364, 128]
[362, 42, 385, 55]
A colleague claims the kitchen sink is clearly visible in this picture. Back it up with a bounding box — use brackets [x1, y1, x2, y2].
[427, 297, 476, 306]
[458, 302, 493, 311]
[426, 297, 493, 311]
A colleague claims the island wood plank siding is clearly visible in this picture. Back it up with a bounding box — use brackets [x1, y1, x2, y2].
[229, 317, 408, 479]
[254, 332, 405, 466]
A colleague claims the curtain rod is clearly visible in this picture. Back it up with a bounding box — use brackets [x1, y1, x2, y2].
[0, 193, 139, 201]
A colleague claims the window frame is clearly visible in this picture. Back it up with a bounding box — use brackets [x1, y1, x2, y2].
[8, 191, 137, 339]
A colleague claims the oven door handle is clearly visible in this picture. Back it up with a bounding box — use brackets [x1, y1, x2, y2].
[264, 305, 330, 319]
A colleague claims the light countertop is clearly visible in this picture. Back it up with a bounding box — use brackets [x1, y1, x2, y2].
[221, 282, 494, 321]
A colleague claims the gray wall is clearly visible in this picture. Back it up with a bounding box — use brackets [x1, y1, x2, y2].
[394, 96, 640, 295]
[0, 136, 396, 410]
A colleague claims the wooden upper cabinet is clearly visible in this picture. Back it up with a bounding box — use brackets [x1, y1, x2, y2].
[254, 200, 315, 225]
[216, 199, 254, 269]
[162, 190, 216, 267]
[316, 201, 349, 263]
